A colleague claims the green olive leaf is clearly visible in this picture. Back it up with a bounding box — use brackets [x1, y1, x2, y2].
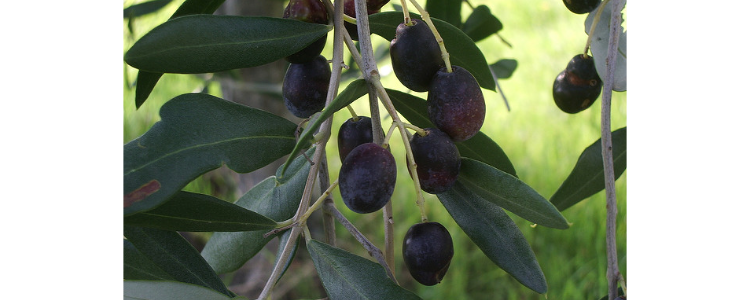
[425, 0, 462, 28]
[201, 148, 313, 274]
[130, 0, 227, 108]
[123, 0, 174, 19]
[125, 15, 331, 74]
[123, 226, 235, 297]
[124, 93, 298, 216]
[461, 5, 503, 42]
[550, 127, 627, 211]
[124, 280, 236, 300]
[307, 240, 423, 300]
[124, 191, 277, 232]
[457, 158, 569, 229]
[437, 181, 547, 294]
[124, 239, 174, 281]
[273, 229, 300, 284]
[584, 0, 626, 91]
[489, 59, 518, 79]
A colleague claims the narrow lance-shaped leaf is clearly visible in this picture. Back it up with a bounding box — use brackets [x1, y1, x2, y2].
[123, 0, 174, 19]
[489, 59, 518, 79]
[369, 12, 496, 91]
[124, 93, 297, 216]
[124, 239, 174, 281]
[123, 226, 235, 297]
[273, 229, 300, 284]
[550, 127, 626, 211]
[202, 148, 313, 274]
[425, 0, 462, 28]
[461, 5, 503, 42]
[124, 191, 277, 232]
[457, 158, 569, 229]
[132, 0, 227, 108]
[386, 88, 517, 177]
[124, 15, 331, 74]
[437, 182, 547, 294]
[307, 240, 423, 300]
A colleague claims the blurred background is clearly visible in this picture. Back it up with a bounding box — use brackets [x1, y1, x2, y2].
[123, 0, 627, 299]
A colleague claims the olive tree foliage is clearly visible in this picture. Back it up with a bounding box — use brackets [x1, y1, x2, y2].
[122, 0, 626, 299]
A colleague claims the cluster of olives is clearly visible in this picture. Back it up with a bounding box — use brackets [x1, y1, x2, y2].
[282, 0, 461, 287]
[336, 17, 490, 286]
[281, 0, 331, 118]
[389, 18, 485, 195]
[336, 118, 455, 286]
[390, 20, 486, 143]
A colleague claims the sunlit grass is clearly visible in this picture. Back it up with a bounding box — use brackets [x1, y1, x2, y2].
[123, 0, 626, 299]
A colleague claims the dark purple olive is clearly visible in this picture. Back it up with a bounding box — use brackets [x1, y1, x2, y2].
[283, 0, 329, 63]
[338, 116, 379, 162]
[282, 55, 331, 118]
[403, 222, 454, 286]
[390, 19, 445, 92]
[339, 143, 396, 214]
[562, 0, 601, 14]
[552, 54, 602, 114]
[410, 128, 461, 194]
[427, 66, 485, 142]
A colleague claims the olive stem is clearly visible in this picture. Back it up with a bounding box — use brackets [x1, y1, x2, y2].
[384, 122, 398, 144]
[371, 80, 428, 223]
[339, 0, 433, 223]
[299, 179, 340, 225]
[343, 13, 357, 25]
[407, 0, 452, 73]
[350, 0, 399, 277]
[257, 0, 346, 297]
[302, 224, 313, 243]
[399, 0, 412, 24]
[346, 104, 359, 121]
[600, 0, 625, 299]
[584, 0, 611, 57]
[382, 200, 396, 273]
[318, 155, 337, 246]
[341, 0, 430, 267]
[402, 123, 427, 136]
[322, 202, 398, 283]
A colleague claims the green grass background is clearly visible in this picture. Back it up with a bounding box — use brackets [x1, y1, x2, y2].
[124, 0, 627, 299]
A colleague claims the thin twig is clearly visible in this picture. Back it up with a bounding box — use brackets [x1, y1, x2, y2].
[318, 154, 337, 246]
[365, 73, 396, 274]
[323, 202, 398, 283]
[370, 81, 428, 223]
[256, 0, 346, 297]
[600, 0, 625, 299]
[383, 200, 395, 272]
[353, 0, 401, 276]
